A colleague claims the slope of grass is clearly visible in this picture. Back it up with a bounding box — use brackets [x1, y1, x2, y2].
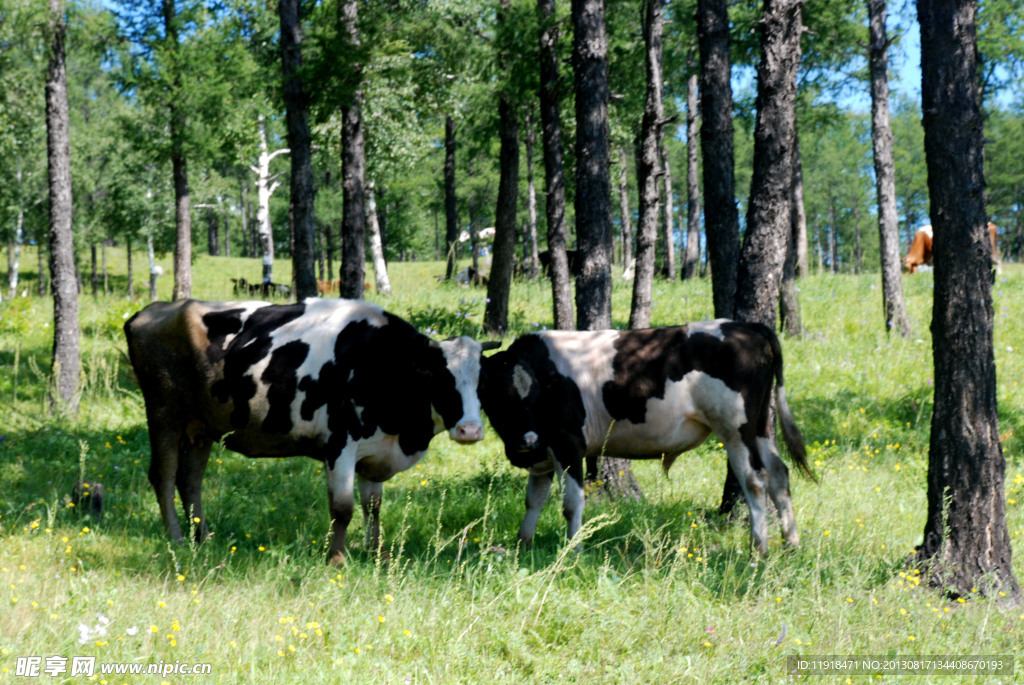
[1, 249, 1023, 683]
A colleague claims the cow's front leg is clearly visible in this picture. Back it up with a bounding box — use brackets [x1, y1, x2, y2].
[324, 444, 358, 565]
[556, 458, 586, 544]
[517, 470, 553, 547]
[357, 476, 385, 556]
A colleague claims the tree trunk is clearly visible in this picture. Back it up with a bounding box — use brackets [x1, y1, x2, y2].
[829, 196, 838, 272]
[8, 164, 24, 299]
[206, 209, 219, 256]
[697, 0, 740, 318]
[682, 72, 701, 280]
[339, 0, 366, 300]
[524, 109, 540, 278]
[484, 0, 520, 337]
[165, 0, 191, 301]
[572, 0, 614, 331]
[444, 115, 459, 281]
[779, 129, 804, 337]
[629, 0, 664, 330]
[280, 0, 317, 301]
[126, 237, 134, 300]
[734, 0, 802, 329]
[147, 232, 158, 301]
[90, 243, 98, 298]
[366, 182, 391, 295]
[617, 147, 633, 271]
[37, 226, 47, 296]
[868, 0, 912, 336]
[46, 0, 79, 415]
[538, 0, 574, 330]
[660, 135, 676, 281]
[915, 0, 1020, 601]
[253, 115, 285, 284]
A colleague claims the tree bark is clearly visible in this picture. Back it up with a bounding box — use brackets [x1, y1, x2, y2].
[682, 72, 701, 280]
[366, 182, 391, 295]
[779, 130, 803, 337]
[617, 147, 633, 270]
[46, 0, 79, 415]
[165, 0, 191, 301]
[660, 135, 676, 281]
[697, 0, 740, 318]
[280, 0, 317, 301]
[339, 0, 366, 300]
[868, 0, 912, 337]
[735, 0, 802, 329]
[444, 115, 459, 281]
[538, 0, 574, 330]
[524, 109, 540, 278]
[915, 0, 1020, 601]
[629, 0, 664, 330]
[572, 0, 614, 331]
[484, 0, 521, 337]
[252, 115, 285, 284]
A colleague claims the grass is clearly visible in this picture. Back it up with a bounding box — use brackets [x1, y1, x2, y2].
[2, 247, 1024, 683]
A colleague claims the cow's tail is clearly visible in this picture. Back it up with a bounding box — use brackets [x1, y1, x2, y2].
[767, 329, 816, 483]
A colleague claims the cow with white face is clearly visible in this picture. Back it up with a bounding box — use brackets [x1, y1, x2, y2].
[478, 320, 815, 556]
[125, 298, 492, 564]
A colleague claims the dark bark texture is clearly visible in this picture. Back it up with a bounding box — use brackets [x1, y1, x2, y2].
[915, 0, 1019, 601]
[868, 0, 911, 337]
[280, 0, 317, 301]
[538, 0, 574, 329]
[629, 0, 664, 330]
[734, 0, 802, 329]
[696, 0, 739, 318]
[339, 0, 366, 299]
[444, 115, 459, 281]
[46, 0, 79, 415]
[572, 0, 614, 331]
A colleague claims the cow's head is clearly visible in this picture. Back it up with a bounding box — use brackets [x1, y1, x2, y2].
[479, 350, 548, 469]
[432, 337, 496, 444]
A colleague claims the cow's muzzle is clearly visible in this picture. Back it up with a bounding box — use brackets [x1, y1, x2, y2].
[451, 421, 484, 444]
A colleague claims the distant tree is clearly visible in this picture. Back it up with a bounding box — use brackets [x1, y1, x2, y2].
[867, 0, 911, 336]
[444, 115, 460, 280]
[915, 0, 1020, 602]
[365, 181, 391, 294]
[537, 0, 574, 330]
[986, 108, 1024, 259]
[779, 131, 804, 337]
[628, 0, 664, 330]
[484, 0, 520, 337]
[696, 0, 740, 318]
[572, 0, 614, 332]
[45, 0, 79, 415]
[681, 71, 701, 280]
[279, 0, 317, 300]
[734, 0, 802, 327]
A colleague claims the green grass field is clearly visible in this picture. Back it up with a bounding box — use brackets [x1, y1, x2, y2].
[2, 248, 1023, 683]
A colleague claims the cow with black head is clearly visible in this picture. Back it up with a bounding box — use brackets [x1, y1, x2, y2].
[479, 320, 815, 555]
[125, 297, 495, 564]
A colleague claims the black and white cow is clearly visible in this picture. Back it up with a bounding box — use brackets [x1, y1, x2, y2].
[478, 320, 814, 555]
[125, 298, 492, 564]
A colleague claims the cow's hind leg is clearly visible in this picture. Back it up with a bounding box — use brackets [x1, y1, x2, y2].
[325, 443, 358, 565]
[176, 424, 212, 543]
[148, 424, 183, 542]
[357, 476, 385, 556]
[557, 462, 586, 544]
[722, 436, 770, 556]
[517, 471, 553, 547]
[759, 437, 800, 546]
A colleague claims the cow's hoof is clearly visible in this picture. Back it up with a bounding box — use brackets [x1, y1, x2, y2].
[327, 550, 346, 567]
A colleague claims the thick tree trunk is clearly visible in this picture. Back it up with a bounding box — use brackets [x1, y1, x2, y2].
[444, 115, 459, 281]
[484, 0, 520, 337]
[682, 72, 701, 280]
[697, 0, 740, 318]
[164, 0, 191, 301]
[868, 0, 912, 336]
[280, 0, 316, 301]
[46, 0, 79, 415]
[538, 0, 574, 330]
[366, 182, 391, 295]
[339, 0, 366, 300]
[915, 0, 1019, 601]
[572, 0, 614, 331]
[629, 0, 664, 330]
[617, 147, 633, 271]
[734, 0, 802, 328]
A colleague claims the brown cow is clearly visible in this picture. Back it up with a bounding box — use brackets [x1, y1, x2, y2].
[903, 222, 999, 273]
